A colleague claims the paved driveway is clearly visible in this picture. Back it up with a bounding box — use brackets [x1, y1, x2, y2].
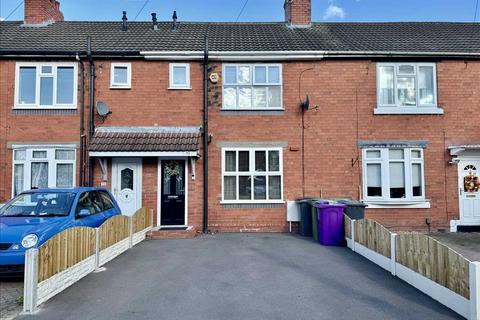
[20, 234, 461, 320]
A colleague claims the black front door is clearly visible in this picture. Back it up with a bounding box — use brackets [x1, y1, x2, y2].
[161, 160, 185, 225]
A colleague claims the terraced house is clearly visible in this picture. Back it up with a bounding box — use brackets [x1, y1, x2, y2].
[0, 0, 479, 236]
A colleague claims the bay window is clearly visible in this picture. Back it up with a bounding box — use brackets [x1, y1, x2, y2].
[222, 148, 283, 203]
[15, 63, 77, 109]
[376, 63, 442, 114]
[12, 147, 76, 196]
[222, 64, 282, 110]
[362, 148, 426, 206]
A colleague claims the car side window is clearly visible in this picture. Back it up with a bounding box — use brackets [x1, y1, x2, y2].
[90, 191, 104, 213]
[99, 191, 115, 210]
[76, 192, 95, 216]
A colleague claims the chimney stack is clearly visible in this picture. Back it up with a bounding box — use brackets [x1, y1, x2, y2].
[24, 0, 64, 25]
[172, 11, 178, 31]
[151, 13, 158, 31]
[122, 11, 128, 32]
[284, 0, 311, 27]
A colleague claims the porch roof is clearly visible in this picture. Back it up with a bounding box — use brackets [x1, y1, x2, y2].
[448, 145, 480, 156]
[89, 127, 201, 154]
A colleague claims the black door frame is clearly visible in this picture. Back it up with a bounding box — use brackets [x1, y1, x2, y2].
[158, 158, 188, 226]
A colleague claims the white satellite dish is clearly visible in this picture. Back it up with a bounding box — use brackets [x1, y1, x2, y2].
[96, 101, 112, 118]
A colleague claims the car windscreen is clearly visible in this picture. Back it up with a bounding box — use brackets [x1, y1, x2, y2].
[0, 192, 76, 217]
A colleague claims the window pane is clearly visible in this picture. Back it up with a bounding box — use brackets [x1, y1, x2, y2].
[19, 67, 36, 104]
[268, 86, 281, 108]
[254, 176, 266, 200]
[173, 66, 187, 85]
[55, 150, 75, 160]
[224, 66, 237, 84]
[223, 176, 236, 200]
[398, 65, 415, 74]
[31, 162, 48, 189]
[114, 66, 128, 84]
[237, 66, 250, 84]
[254, 66, 267, 83]
[389, 149, 404, 160]
[412, 163, 423, 197]
[40, 77, 53, 106]
[33, 151, 47, 159]
[268, 151, 280, 171]
[366, 150, 381, 159]
[41, 66, 52, 74]
[268, 66, 280, 84]
[238, 151, 249, 171]
[225, 151, 236, 172]
[57, 67, 74, 104]
[239, 176, 251, 200]
[379, 66, 394, 105]
[397, 77, 416, 106]
[14, 150, 26, 160]
[255, 151, 266, 172]
[238, 87, 252, 108]
[253, 87, 267, 108]
[419, 66, 434, 105]
[223, 87, 237, 108]
[99, 191, 115, 210]
[269, 176, 281, 200]
[14, 164, 25, 196]
[389, 162, 405, 198]
[411, 150, 422, 159]
[56, 164, 74, 188]
[367, 164, 382, 197]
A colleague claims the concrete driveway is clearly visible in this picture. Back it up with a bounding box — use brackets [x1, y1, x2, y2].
[19, 233, 461, 320]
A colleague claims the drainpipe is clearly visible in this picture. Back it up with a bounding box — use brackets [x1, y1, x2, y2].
[202, 35, 209, 234]
[77, 54, 85, 186]
[87, 37, 95, 186]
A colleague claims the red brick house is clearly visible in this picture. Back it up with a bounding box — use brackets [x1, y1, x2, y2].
[1, 0, 479, 235]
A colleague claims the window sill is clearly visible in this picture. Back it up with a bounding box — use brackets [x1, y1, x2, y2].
[363, 200, 431, 209]
[13, 105, 77, 110]
[374, 107, 444, 115]
[168, 86, 192, 90]
[220, 200, 285, 205]
[221, 108, 284, 111]
[110, 85, 131, 90]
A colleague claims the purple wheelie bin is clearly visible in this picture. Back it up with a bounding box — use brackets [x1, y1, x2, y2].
[314, 202, 347, 246]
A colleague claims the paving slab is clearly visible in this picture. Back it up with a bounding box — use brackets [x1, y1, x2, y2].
[0, 280, 23, 320]
[19, 233, 462, 320]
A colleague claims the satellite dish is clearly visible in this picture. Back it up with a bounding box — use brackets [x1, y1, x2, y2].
[96, 101, 112, 117]
[302, 95, 310, 110]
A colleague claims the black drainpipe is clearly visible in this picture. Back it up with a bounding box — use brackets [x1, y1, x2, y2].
[78, 55, 85, 186]
[87, 36, 95, 186]
[202, 35, 209, 234]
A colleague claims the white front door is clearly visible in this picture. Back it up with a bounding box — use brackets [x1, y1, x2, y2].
[112, 158, 142, 216]
[459, 160, 480, 224]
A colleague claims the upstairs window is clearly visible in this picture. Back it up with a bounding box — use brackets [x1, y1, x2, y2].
[376, 63, 441, 114]
[15, 63, 77, 109]
[362, 148, 425, 203]
[110, 63, 132, 89]
[222, 64, 282, 110]
[169, 63, 191, 89]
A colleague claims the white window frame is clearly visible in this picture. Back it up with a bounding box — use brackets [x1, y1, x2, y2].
[375, 63, 443, 115]
[362, 148, 429, 208]
[221, 147, 284, 204]
[12, 146, 76, 197]
[110, 63, 132, 89]
[14, 62, 78, 109]
[222, 64, 283, 110]
[169, 63, 191, 89]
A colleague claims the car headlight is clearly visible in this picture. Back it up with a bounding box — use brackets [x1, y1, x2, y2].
[21, 234, 38, 249]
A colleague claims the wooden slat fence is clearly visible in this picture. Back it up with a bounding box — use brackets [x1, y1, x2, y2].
[344, 215, 352, 239]
[396, 232, 470, 299]
[132, 207, 152, 233]
[38, 227, 96, 282]
[99, 215, 130, 250]
[354, 218, 391, 258]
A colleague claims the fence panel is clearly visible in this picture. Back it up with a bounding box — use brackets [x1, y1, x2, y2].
[344, 215, 352, 239]
[99, 215, 130, 250]
[396, 232, 470, 299]
[354, 219, 391, 258]
[38, 227, 96, 283]
[132, 207, 151, 233]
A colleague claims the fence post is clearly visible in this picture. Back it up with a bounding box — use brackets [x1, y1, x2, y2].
[350, 219, 356, 252]
[23, 249, 38, 314]
[470, 262, 480, 320]
[390, 233, 397, 276]
[129, 216, 133, 248]
[94, 228, 100, 269]
[150, 209, 154, 228]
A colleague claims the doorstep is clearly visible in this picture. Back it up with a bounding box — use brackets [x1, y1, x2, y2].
[148, 226, 197, 240]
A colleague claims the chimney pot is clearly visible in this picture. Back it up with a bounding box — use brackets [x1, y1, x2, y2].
[122, 11, 128, 32]
[172, 10, 178, 31]
[284, 0, 311, 27]
[151, 13, 158, 31]
[24, 0, 64, 25]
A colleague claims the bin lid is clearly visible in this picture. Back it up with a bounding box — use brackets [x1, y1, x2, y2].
[334, 199, 367, 207]
[307, 199, 328, 205]
[314, 202, 346, 209]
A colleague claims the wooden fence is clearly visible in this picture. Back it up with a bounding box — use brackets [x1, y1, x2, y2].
[24, 208, 154, 314]
[355, 218, 391, 258]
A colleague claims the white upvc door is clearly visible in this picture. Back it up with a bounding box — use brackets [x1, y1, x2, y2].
[458, 160, 480, 224]
[112, 158, 142, 216]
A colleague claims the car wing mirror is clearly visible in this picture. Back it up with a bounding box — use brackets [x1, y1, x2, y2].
[77, 209, 90, 218]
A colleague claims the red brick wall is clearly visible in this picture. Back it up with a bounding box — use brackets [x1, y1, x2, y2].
[24, 0, 64, 25]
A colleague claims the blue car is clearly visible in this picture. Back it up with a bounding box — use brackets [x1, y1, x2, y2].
[0, 187, 121, 277]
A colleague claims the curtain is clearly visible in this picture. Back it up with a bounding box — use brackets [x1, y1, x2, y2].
[14, 164, 24, 196]
[56, 164, 74, 188]
[419, 66, 434, 105]
[379, 66, 394, 105]
[367, 164, 381, 188]
[389, 163, 405, 188]
[224, 176, 236, 200]
[31, 162, 48, 189]
[269, 176, 281, 200]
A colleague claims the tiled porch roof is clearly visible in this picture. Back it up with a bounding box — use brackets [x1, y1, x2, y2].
[89, 127, 201, 152]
